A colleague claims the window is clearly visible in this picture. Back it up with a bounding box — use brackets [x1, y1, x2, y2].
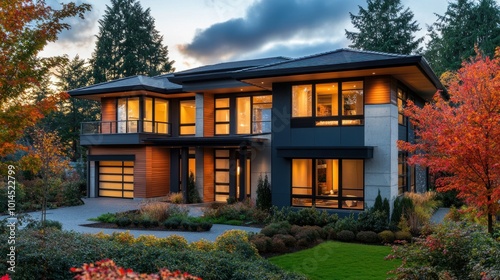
[292, 81, 364, 127]
[117, 97, 140, 133]
[398, 152, 407, 195]
[398, 88, 407, 126]
[215, 94, 272, 135]
[144, 97, 169, 134]
[214, 150, 230, 202]
[252, 95, 272, 133]
[180, 100, 196, 135]
[292, 159, 364, 209]
[215, 98, 230, 135]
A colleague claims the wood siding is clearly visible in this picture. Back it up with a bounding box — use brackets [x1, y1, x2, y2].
[101, 98, 116, 133]
[365, 77, 391, 105]
[90, 146, 171, 198]
[203, 148, 215, 201]
[203, 93, 215, 137]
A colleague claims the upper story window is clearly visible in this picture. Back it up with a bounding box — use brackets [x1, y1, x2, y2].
[398, 88, 407, 126]
[180, 99, 196, 135]
[117, 97, 140, 133]
[215, 94, 272, 135]
[292, 81, 364, 127]
[144, 97, 169, 134]
[116, 97, 169, 134]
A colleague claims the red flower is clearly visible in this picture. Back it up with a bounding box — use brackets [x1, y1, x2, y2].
[1, 275, 10, 280]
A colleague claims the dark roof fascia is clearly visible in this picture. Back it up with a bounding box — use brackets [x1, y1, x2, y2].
[169, 72, 238, 84]
[68, 85, 182, 97]
[415, 57, 446, 93]
[277, 146, 374, 159]
[144, 136, 269, 147]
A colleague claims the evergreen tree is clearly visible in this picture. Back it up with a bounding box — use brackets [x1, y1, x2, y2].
[345, 0, 423, 54]
[425, 0, 500, 76]
[91, 0, 175, 83]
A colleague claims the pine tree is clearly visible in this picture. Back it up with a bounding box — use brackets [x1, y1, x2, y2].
[345, 0, 423, 54]
[425, 0, 500, 76]
[91, 0, 175, 83]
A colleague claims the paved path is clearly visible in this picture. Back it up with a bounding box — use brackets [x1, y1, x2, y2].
[430, 207, 450, 224]
[19, 198, 260, 242]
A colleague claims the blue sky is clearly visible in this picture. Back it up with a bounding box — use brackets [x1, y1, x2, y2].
[40, 0, 487, 71]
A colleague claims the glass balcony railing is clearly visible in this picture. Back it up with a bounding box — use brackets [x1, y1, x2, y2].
[81, 120, 171, 135]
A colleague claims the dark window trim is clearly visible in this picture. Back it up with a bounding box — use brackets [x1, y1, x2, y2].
[179, 98, 196, 136]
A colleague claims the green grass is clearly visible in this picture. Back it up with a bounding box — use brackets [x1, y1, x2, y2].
[269, 241, 400, 280]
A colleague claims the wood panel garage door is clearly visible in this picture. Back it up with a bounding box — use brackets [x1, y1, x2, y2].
[98, 161, 134, 198]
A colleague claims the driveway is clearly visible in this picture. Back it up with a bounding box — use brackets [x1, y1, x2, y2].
[22, 198, 260, 242]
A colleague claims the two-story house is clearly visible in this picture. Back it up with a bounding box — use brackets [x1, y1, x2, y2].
[69, 48, 443, 211]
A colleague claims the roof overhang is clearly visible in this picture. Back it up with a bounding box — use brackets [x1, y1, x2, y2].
[277, 146, 374, 159]
[182, 79, 267, 94]
[70, 90, 193, 101]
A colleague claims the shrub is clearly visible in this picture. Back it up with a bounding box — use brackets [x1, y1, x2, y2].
[357, 209, 389, 233]
[71, 259, 201, 280]
[140, 201, 169, 222]
[391, 196, 414, 227]
[215, 230, 259, 258]
[405, 191, 440, 235]
[388, 222, 500, 280]
[270, 237, 288, 253]
[187, 172, 201, 204]
[110, 231, 135, 244]
[268, 206, 338, 227]
[378, 230, 396, 244]
[294, 226, 323, 244]
[163, 235, 188, 250]
[394, 231, 412, 242]
[92, 212, 117, 223]
[26, 219, 63, 230]
[189, 239, 215, 252]
[163, 216, 183, 229]
[256, 174, 272, 211]
[250, 234, 272, 253]
[334, 213, 358, 233]
[115, 217, 132, 227]
[273, 234, 297, 248]
[336, 230, 355, 242]
[356, 231, 380, 244]
[167, 192, 184, 204]
[260, 221, 291, 237]
[199, 222, 212, 231]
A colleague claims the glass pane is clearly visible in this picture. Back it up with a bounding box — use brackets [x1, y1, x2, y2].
[292, 159, 312, 193]
[216, 109, 230, 122]
[117, 99, 127, 133]
[215, 194, 229, 202]
[215, 171, 229, 184]
[253, 103, 271, 122]
[99, 182, 123, 190]
[215, 159, 230, 169]
[215, 98, 229, 108]
[342, 81, 363, 116]
[100, 161, 123, 166]
[128, 97, 140, 120]
[99, 190, 123, 197]
[292, 85, 312, 117]
[180, 125, 195, 135]
[253, 95, 272, 104]
[99, 167, 123, 174]
[316, 159, 338, 196]
[123, 191, 134, 198]
[144, 97, 153, 133]
[99, 174, 124, 182]
[123, 183, 134, 191]
[316, 120, 339, 126]
[342, 160, 364, 190]
[237, 97, 251, 134]
[316, 83, 338, 116]
[216, 124, 229, 135]
[292, 198, 312, 207]
[215, 150, 230, 157]
[155, 99, 168, 123]
[180, 100, 196, 124]
[315, 199, 339, 208]
[123, 161, 134, 167]
[216, 185, 229, 193]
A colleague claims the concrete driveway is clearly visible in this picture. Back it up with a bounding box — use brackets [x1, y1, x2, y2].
[23, 198, 260, 242]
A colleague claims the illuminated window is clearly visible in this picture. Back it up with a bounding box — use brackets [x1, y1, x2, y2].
[237, 97, 251, 134]
[398, 89, 407, 126]
[398, 152, 407, 195]
[292, 159, 364, 209]
[143, 97, 169, 134]
[117, 97, 139, 133]
[215, 98, 230, 135]
[180, 100, 196, 135]
[252, 95, 272, 133]
[292, 81, 364, 127]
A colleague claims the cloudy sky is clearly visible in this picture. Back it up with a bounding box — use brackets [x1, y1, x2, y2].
[40, 0, 486, 71]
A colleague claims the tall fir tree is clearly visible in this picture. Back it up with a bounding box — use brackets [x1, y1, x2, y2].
[345, 0, 423, 54]
[91, 0, 175, 83]
[425, 0, 500, 76]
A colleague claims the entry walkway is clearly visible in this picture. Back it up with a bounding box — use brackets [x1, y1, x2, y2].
[22, 198, 260, 242]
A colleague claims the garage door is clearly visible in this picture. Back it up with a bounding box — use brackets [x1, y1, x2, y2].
[98, 161, 134, 198]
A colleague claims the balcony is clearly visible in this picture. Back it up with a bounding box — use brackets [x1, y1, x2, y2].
[80, 120, 171, 146]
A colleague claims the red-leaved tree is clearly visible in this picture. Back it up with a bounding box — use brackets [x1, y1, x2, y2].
[398, 48, 500, 233]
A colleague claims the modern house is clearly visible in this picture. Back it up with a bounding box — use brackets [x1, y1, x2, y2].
[69, 48, 443, 211]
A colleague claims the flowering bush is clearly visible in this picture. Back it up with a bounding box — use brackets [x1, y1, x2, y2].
[387, 222, 500, 279]
[215, 229, 259, 258]
[71, 259, 201, 279]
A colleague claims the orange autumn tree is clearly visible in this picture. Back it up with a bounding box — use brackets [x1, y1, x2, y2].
[0, 0, 91, 164]
[399, 48, 500, 233]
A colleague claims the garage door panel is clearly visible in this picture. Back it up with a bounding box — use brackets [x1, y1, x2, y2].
[98, 161, 134, 198]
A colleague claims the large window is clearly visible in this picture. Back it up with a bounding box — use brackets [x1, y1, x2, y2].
[117, 97, 140, 133]
[180, 99, 196, 135]
[291, 159, 364, 209]
[144, 97, 169, 134]
[215, 94, 272, 135]
[292, 81, 364, 127]
[398, 152, 407, 195]
[398, 88, 407, 126]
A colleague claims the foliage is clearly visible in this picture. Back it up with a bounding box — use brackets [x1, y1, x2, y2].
[336, 230, 356, 242]
[25, 219, 62, 230]
[268, 206, 338, 227]
[391, 195, 414, 227]
[215, 230, 259, 259]
[256, 174, 272, 211]
[187, 172, 201, 204]
[388, 222, 500, 280]
[1, 228, 305, 280]
[0, 0, 91, 163]
[71, 259, 202, 280]
[203, 201, 269, 224]
[394, 231, 412, 242]
[167, 192, 184, 204]
[435, 189, 464, 208]
[378, 230, 396, 244]
[404, 192, 440, 235]
[356, 231, 380, 244]
[92, 212, 117, 223]
[424, 0, 500, 76]
[270, 241, 400, 280]
[139, 201, 170, 222]
[398, 50, 500, 233]
[357, 209, 389, 233]
[345, 0, 423, 54]
[333, 213, 358, 233]
[91, 0, 174, 83]
[261, 221, 292, 237]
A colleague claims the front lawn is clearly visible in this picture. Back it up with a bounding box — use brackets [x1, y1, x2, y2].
[269, 241, 400, 280]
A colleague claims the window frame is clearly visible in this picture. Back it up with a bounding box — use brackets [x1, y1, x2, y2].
[179, 99, 196, 136]
[291, 79, 365, 128]
[291, 158, 365, 210]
